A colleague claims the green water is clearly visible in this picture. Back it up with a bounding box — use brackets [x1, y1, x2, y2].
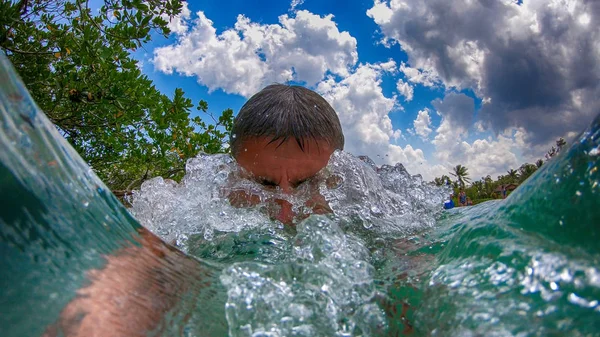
[1, 52, 600, 337]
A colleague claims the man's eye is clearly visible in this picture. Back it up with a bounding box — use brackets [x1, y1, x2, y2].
[291, 179, 308, 189]
[259, 179, 278, 187]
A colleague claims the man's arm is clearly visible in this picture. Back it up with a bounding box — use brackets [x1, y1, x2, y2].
[43, 227, 210, 337]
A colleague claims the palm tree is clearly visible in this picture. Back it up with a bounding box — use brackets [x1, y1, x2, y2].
[471, 180, 484, 198]
[433, 174, 452, 186]
[450, 164, 471, 188]
[535, 159, 544, 168]
[481, 175, 494, 198]
[506, 169, 519, 184]
[518, 163, 537, 183]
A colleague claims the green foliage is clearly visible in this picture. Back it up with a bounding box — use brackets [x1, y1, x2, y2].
[433, 174, 451, 186]
[0, 0, 234, 192]
[432, 137, 569, 203]
[449, 164, 471, 188]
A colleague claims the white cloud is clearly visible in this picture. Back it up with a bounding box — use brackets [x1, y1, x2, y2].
[315, 62, 447, 179]
[396, 78, 413, 101]
[152, 10, 358, 97]
[149, 4, 576, 183]
[367, 0, 600, 146]
[412, 109, 432, 140]
[162, 1, 192, 35]
[316, 62, 398, 154]
[399, 62, 440, 87]
[152, 8, 444, 179]
[290, 0, 305, 11]
[431, 116, 531, 181]
[388, 144, 448, 180]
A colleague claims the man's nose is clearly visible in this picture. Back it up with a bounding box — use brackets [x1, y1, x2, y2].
[274, 199, 295, 225]
[278, 181, 293, 194]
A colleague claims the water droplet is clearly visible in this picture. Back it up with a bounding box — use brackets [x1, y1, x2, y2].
[82, 201, 89, 207]
[576, 190, 582, 196]
[589, 147, 599, 156]
[244, 148, 247, 152]
[550, 282, 558, 291]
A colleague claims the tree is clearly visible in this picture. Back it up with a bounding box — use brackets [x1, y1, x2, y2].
[470, 180, 484, 199]
[450, 164, 471, 188]
[506, 169, 519, 184]
[518, 163, 537, 183]
[433, 174, 451, 186]
[0, 0, 234, 192]
[536, 159, 544, 168]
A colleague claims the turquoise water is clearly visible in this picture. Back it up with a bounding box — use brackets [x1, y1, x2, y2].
[1, 52, 600, 337]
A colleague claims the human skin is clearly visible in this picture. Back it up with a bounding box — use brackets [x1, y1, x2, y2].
[231, 136, 336, 224]
[44, 137, 335, 336]
[43, 227, 212, 337]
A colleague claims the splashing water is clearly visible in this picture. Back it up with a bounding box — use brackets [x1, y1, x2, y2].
[128, 144, 448, 336]
[128, 150, 448, 250]
[1, 52, 600, 337]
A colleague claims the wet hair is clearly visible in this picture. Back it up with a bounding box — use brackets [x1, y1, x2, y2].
[230, 84, 344, 156]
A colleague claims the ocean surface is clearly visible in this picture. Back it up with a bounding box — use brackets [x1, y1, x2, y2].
[1, 53, 599, 337]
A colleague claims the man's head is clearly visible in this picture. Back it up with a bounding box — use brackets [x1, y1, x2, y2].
[230, 84, 344, 193]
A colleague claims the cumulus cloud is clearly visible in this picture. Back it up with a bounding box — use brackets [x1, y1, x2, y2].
[153, 8, 442, 178]
[162, 1, 192, 35]
[368, 0, 600, 146]
[316, 62, 398, 154]
[153, 10, 358, 97]
[315, 62, 445, 178]
[396, 78, 413, 101]
[290, 0, 305, 11]
[399, 62, 440, 88]
[432, 117, 524, 181]
[429, 92, 531, 181]
[412, 109, 432, 140]
[431, 92, 475, 132]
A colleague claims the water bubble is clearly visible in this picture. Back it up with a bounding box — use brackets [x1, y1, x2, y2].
[568, 293, 598, 308]
[130, 151, 448, 333]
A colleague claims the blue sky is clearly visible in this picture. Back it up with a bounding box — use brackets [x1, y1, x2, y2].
[135, 0, 599, 181]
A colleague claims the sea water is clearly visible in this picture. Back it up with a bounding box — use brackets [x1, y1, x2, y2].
[1, 53, 599, 337]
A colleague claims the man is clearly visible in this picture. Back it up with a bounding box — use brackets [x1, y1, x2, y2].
[459, 191, 467, 207]
[226, 84, 344, 224]
[47, 84, 345, 336]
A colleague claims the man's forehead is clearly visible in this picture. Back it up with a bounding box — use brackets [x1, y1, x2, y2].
[241, 136, 330, 152]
